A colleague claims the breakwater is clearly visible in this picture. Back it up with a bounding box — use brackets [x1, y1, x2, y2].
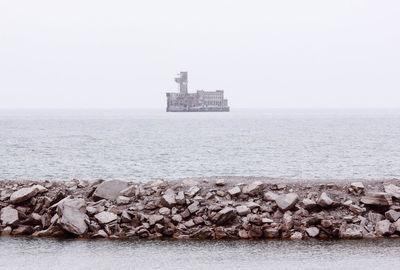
[1, 178, 400, 240]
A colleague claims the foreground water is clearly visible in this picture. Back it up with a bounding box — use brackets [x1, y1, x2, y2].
[1, 237, 399, 270]
[1, 109, 400, 181]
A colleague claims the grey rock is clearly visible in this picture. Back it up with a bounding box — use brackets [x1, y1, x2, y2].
[187, 186, 200, 197]
[228, 186, 241, 196]
[236, 205, 251, 216]
[360, 192, 392, 206]
[375, 219, 392, 236]
[161, 190, 176, 208]
[1, 206, 19, 226]
[159, 207, 171, 215]
[384, 184, 400, 199]
[116, 196, 130, 205]
[93, 180, 129, 201]
[340, 224, 363, 239]
[275, 193, 299, 211]
[94, 211, 118, 224]
[215, 179, 225, 186]
[243, 181, 263, 195]
[385, 210, 400, 222]
[148, 214, 164, 226]
[317, 192, 333, 207]
[263, 191, 278, 201]
[188, 201, 200, 214]
[302, 198, 317, 209]
[57, 198, 88, 235]
[349, 204, 366, 215]
[350, 182, 365, 194]
[306, 226, 320, 237]
[172, 214, 183, 223]
[290, 231, 303, 240]
[212, 207, 237, 225]
[121, 210, 131, 223]
[120, 186, 136, 197]
[176, 191, 185, 205]
[10, 185, 47, 204]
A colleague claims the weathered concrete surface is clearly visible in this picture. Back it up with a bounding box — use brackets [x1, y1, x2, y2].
[1, 178, 400, 240]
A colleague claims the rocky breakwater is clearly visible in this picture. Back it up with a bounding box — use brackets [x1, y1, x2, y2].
[1, 178, 400, 240]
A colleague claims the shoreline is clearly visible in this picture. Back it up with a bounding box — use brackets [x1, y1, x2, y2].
[1, 178, 400, 240]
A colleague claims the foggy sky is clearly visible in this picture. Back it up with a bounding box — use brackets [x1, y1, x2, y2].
[1, 0, 400, 109]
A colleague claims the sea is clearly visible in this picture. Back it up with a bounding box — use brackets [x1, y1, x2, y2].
[1, 109, 400, 269]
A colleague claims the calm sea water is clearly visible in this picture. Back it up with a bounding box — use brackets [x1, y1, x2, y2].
[0, 109, 400, 181]
[1, 109, 400, 269]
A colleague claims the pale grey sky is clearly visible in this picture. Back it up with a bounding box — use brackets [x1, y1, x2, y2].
[1, 0, 399, 109]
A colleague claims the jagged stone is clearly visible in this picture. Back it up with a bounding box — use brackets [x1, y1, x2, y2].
[317, 192, 333, 207]
[116, 196, 130, 205]
[360, 192, 392, 206]
[161, 190, 176, 208]
[275, 193, 298, 211]
[57, 198, 88, 235]
[340, 224, 363, 239]
[95, 211, 118, 225]
[290, 231, 303, 240]
[148, 214, 164, 226]
[306, 226, 320, 237]
[385, 210, 400, 222]
[375, 220, 392, 236]
[228, 186, 241, 196]
[243, 181, 263, 195]
[349, 204, 366, 215]
[187, 186, 200, 197]
[188, 201, 200, 214]
[236, 205, 250, 216]
[302, 198, 317, 209]
[350, 182, 364, 194]
[216, 179, 225, 186]
[12, 225, 34, 235]
[159, 207, 171, 215]
[120, 185, 136, 197]
[9, 185, 47, 204]
[384, 184, 400, 199]
[1, 206, 19, 226]
[176, 191, 185, 205]
[212, 207, 237, 225]
[93, 180, 129, 201]
[263, 191, 278, 201]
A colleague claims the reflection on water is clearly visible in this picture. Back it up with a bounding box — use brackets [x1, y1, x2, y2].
[0, 237, 399, 270]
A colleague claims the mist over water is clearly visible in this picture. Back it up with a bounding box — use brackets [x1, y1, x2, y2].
[0, 109, 399, 182]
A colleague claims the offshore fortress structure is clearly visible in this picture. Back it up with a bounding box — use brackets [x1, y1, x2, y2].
[166, 72, 230, 112]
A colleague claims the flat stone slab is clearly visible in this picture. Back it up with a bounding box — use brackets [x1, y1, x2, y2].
[93, 180, 129, 201]
[360, 192, 392, 206]
[95, 211, 118, 224]
[1, 206, 19, 226]
[10, 185, 47, 204]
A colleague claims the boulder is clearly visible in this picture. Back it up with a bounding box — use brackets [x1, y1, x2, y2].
[275, 193, 299, 211]
[302, 198, 317, 209]
[116, 196, 130, 205]
[93, 180, 129, 201]
[375, 219, 392, 236]
[236, 205, 251, 216]
[290, 231, 303, 240]
[228, 186, 241, 196]
[9, 185, 47, 204]
[148, 214, 164, 226]
[187, 186, 200, 197]
[188, 201, 200, 214]
[384, 184, 400, 199]
[349, 204, 366, 215]
[57, 198, 88, 235]
[94, 211, 118, 224]
[161, 190, 176, 208]
[360, 192, 392, 206]
[385, 210, 400, 222]
[159, 207, 171, 215]
[350, 182, 365, 194]
[1, 206, 19, 226]
[119, 186, 136, 197]
[176, 191, 185, 205]
[339, 224, 363, 239]
[306, 226, 320, 237]
[317, 192, 333, 207]
[243, 181, 263, 195]
[212, 207, 237, 225]
[216, 179, 225, 186]
[263, 191, 278, 201]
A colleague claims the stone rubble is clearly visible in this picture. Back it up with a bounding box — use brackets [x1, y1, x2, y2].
[1, 178, 400, 240]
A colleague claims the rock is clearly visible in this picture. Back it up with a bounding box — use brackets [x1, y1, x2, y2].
[187, 186, 200, 197]
[302, 198, 317, 209]
[375, 219, 392, 236]
[384, 184, 400, 199]
[367, 212, 384, 223]
[243, 181, 263, 195]
[349, 204, 366, 215]
[120, 186, 136, 197]
[321, 219, 332, 228]
[317, 192, 333, 207]
[212, 207, 237, 225]
[93, 230, 108, 238]
[360, 192, 392, 206]
[9, 185, 46, 204]
[264, 227, 279, 238]
[263, 191, 278, 201]
[247, 202, 260, 210]
[176, 191, 185, 205]
[275, 193, 299, 211]
[350, 182, 365, 194]
[385, 210, 400, 222]
[57, 198, 88, 235]
[394, 219, 400, 232]
[148, 215, 164, 226]
[94, 211, 118, 225]
[236, 205, 251, 216]
[161, 190, 176, 208]
[121, 210, 131, 223]
[340, 224, 363, 239]
[261, 218, 273, 224]
[12, 225, 34, 235]
[158, 207, 170, 215]
[116, 196, 130, 205]
[172, 214, 183, 223]
[1, 226, 12, 236]
[1, 206, 19, 226]
[93, 180, 129, 201]
[228, 186, 241, 196]
[306, 226, 320, 237]
[290, 231, 303, 240]
[184, 219, 195, 228]
[216, 179, 225, 186]
[188, 201, 200, 214]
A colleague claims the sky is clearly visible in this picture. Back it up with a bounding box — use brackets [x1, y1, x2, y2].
[0, 0, 400, 109]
